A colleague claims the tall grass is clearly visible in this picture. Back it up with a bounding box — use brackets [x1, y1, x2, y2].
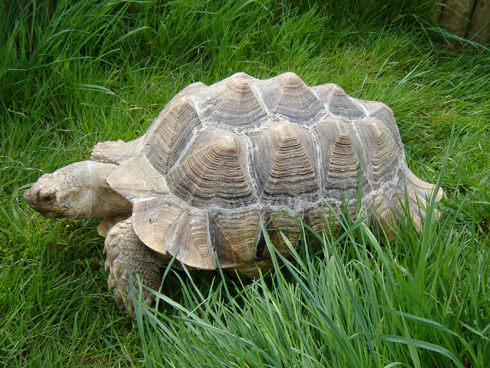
[134, 198, 486, 367]
[1, 0, 489, 366]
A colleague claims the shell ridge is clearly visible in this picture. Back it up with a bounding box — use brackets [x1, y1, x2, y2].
[369, 122, 398, 188]
[275, 73, 324, 124]
[349, 120, 374, 192]
[249, 81, 272, 125]
[309, 85, 329, 114]
[328, 86, 366, 120]
[309, 123, 325, 200]
[351, 97, 370, 117]
[242, 133, 261, 201]
[325, 128, 362, 200]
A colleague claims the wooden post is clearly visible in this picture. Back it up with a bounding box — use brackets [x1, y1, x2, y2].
[467, 0, 490, 43]
[431, 0, 490, 46]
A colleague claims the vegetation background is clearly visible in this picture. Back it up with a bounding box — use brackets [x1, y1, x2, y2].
[1, 0, 489, 366]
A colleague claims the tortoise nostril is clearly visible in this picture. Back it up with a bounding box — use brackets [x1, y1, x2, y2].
[24, 187, 40, 206]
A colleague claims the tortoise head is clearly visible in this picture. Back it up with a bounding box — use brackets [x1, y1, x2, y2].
[24, 160, 132, 219]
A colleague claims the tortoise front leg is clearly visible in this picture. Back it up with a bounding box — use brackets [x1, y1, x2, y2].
[103, 217, 165, 317]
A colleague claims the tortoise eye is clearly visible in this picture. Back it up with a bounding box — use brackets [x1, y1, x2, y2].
[41, 194, 55, 202]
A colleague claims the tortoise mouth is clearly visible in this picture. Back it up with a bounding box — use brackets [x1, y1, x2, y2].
[35, 208, 65, 218]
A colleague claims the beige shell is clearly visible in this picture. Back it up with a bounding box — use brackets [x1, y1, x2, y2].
[91, 72, 442, 271]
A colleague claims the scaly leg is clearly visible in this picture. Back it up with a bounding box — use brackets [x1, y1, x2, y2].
[103, 217, 165, 317]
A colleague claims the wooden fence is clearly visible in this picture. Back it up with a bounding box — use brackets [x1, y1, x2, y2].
[8, 0, 490, 46]
[431, 0, 490, 45]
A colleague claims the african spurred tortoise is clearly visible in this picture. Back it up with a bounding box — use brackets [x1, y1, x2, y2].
[24, 72, 442, 315]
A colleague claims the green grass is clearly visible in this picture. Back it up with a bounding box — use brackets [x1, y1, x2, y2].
[1, 0, 489, 366]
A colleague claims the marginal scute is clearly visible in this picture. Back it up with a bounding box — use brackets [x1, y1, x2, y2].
[166, 209, 216, 269]
[262, 209, 303, 258]
[369, 124, 400, 185]
[368, 196, 399, 239]
[166, 129, 255, 208]
[304, 202, 342, 235]
[402, 162, 443, 203]
[248, 121, 319, 207]
[311, 117, 342, 195]
[132, 195, 186, 255]
[360, 121, 399, 189]
[365, 102, 402, 143]
[208, 208, 261, 266]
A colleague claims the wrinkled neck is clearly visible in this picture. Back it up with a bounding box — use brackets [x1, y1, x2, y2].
[83, 161, 133, 218]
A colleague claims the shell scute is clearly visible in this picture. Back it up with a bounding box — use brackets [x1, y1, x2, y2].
[328, 90, 366, 120]
[208, 208, 261, 266]
[90, 82, 207, 165]
[261, 209, 303, 258]
[325, 130, 363, 200]
[107, 154, 168, 201]
[143, 97, 202, 174]
[251, 72, 324, 124]
[361, 100, 402, 143]
[166, 129, 255, 208]
[312, 118, 369, 199]
[247, 121, 319, 207]
[166, 209, 215, 269]
[357, 120, 399, 189]
[311, 83, 365, 120]
[192, 73, 269, 130]
[131, 195, 186, 255]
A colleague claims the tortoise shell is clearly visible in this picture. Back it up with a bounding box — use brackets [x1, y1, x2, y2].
[91, 72, 442, 270]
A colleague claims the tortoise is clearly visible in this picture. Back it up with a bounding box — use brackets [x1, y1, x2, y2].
[24, 72, 443, 316]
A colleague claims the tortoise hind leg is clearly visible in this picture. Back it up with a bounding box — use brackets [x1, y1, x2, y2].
[104, 217, 166, 317]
